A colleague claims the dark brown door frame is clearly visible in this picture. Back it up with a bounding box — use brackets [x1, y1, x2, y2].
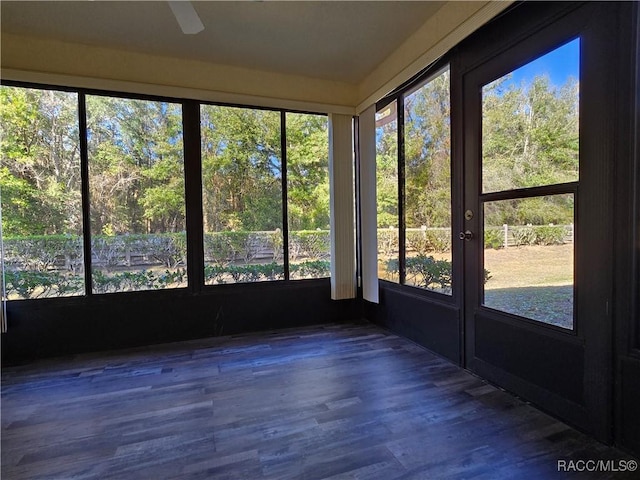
[458, 2, 619, 442]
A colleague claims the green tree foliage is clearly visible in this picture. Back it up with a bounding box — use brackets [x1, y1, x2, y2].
[375, 104, 399, 229]
[86, 96, 185, 235]
[483, 75, 579, 192]
[482, 75, 578, 226]
[0, 87, 329, 242]
[375, 72, 578, 229]
[200, 107, 330, 234]
[201, 105, 283, 232]
[404, 70, 451, 229]
[0, 87, 81, 236]
[375, 70, 451, 231]
[2, 72, 579, 266]
[286, 113, 330, 231]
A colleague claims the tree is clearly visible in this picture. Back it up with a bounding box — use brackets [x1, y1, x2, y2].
[376, 103, 399, 229]
[286, 113, 330, 230]
[0, 86, 82, 236]
[482, 74, 578, 226]
[404, 69, 451, 229]
[86, 96, 185, 235]
[201, 105, 282, 232]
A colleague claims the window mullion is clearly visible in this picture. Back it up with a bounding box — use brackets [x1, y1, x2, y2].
[398, 96, 407, 285]
[281, 111, 290, 281]
[78, 92, 93, 296]
[183, 101, 204, 292]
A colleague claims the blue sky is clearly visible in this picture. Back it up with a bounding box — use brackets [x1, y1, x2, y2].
[508, 38, 580, 87]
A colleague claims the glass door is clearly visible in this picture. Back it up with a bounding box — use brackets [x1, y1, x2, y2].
[478, 38, 580, 330]
[463, 35, 586, 423]
[461, 4, 616, 440]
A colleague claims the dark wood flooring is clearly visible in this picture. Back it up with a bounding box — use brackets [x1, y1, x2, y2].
[2, 322, 637, 479]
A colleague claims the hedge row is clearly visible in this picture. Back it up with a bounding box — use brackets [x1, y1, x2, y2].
[378, 225, 571, 254]
[386, 256, 453, 293]
[3, 231, 332, 272]
[484, 224, 571, 249]
[385, 255, 490, 293]
[378, 229, 452, 257]
[4, 260, 330, 299]
[204, 260, 330, 284]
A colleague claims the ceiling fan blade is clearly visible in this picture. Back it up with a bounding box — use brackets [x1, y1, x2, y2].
[168, 1, 204, 35]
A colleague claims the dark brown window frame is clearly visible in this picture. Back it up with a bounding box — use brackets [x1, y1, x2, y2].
[375, 57, 457, 302]
[0, 80, 331, 301]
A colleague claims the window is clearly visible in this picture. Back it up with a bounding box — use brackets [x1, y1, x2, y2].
[480, 39, 579, 329]
[1, 86, 85, 299]
[86, 96, 187, 293]
[483, 195, 574, 328]
[201, 105, 284, 284]
[482, 40, 580, 194]
[376, 67, 452, 295]
[1, 83, 333, 300]
[375, 101, 399, 283]
[403, 68, 452, 294]
[286, 112, 331, 279]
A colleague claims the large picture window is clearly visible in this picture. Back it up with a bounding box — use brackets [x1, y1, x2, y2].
[286, 112, 330, 280]
[200, 106, 331, 284]
[1, 86, 85, 299]
[1, 84, 333, 301]
[200, 105, 283, 284]
[86, 95, 187, 293]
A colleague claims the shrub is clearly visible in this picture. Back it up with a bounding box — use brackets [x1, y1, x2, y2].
[405, 229, 451, 255]
[204, 231, 290, 264]
[91, 235, 126, 268]
[407, 255, 452, 292]
[204, 232, 241, 264]
[204, 262, 286, 284]
[91, 268, 187, 294]
[386, 256, 489, 293]
[4, 269, 84, 299]
[532, 225, 566, 245]
[377, 229, 399, 257]
[290, 259, 330, 279]
[92, 269, 122, 293]
[512, 226, 537, 246]
[258, 262, 287, 280]
[5, 270, 58, 298]
[511, 225, 567, 246]
[289, 231, 330, 261]
[386, 255, 452, 292]
[484, 228, 504, 249]
[3, 235, 83, 271]
[204, 264, 228, 284]
[203, 260, 328, 284]
[144, 233, 187, 268]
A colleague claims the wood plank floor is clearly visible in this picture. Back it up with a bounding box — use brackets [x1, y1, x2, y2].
[2, 322, 637, 479]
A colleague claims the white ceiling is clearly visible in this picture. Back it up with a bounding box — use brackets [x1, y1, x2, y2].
[1, 1, 445, 85]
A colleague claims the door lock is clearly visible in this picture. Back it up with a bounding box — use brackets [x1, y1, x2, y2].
[459, 230, 474, 241]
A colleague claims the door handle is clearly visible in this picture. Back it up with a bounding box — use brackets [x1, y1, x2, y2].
[459, 230, 474, 241]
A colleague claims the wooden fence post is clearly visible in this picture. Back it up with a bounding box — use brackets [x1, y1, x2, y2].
[503, 224, 509, 248]
[570, 223, 574, 243]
